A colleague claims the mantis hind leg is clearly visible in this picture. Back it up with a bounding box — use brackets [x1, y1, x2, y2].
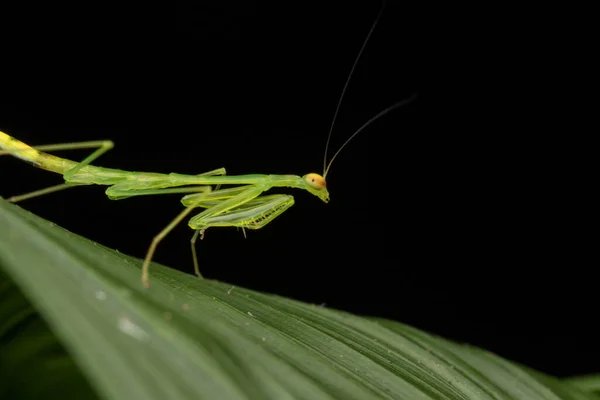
[3, 140, 114, 202]
[59, 141, 115, 180]
[8, 183, 83, 203]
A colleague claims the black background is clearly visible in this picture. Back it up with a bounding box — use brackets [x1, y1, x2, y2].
[1, 1, 597, 379]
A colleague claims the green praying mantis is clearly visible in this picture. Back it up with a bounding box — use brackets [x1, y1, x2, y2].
[0, 5, 415, 287]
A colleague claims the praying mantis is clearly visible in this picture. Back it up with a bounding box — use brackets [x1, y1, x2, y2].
[0, 4, 415, 288]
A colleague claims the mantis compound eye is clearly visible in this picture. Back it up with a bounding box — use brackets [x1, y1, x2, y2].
[305, 173, 326, 190]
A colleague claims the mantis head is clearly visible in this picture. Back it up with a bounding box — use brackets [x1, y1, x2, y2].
[302, 173, 329, 203]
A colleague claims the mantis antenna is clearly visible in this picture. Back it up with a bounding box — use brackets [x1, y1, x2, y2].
[322, 1, 386, 177]
[321, 0, 415, 180]
[323, 95, 416, 179]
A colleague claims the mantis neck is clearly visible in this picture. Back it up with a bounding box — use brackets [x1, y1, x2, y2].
[268, 174, 304, 189]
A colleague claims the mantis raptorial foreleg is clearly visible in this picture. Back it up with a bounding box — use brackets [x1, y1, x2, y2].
[187, 192, 294, 279]
[189, 194, 294, 230]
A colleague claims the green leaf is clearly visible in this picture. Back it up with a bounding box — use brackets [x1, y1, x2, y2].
[564, 376, 600, 396]
[0, 198, 596, 400]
